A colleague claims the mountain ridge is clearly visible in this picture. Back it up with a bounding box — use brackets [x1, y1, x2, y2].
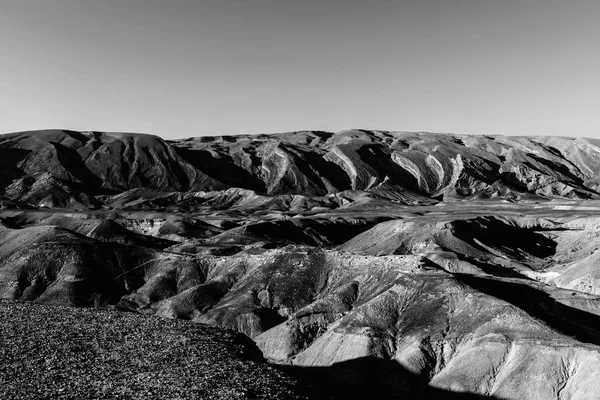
[2, 129, 600, 210]
[4, 129, 600, 398]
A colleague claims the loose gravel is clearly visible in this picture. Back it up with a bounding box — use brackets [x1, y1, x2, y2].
[0, 300, 316, 399]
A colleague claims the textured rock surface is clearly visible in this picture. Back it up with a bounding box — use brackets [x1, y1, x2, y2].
[0, 300, 318, 400]
[3, 130, 600, 399]
[2, 129, 600, 209]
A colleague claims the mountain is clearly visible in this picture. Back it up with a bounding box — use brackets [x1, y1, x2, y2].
[2, 129, 600, 209]
[3, 129, 600, 399]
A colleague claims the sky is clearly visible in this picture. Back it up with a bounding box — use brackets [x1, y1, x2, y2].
[0, 0, 599, 139]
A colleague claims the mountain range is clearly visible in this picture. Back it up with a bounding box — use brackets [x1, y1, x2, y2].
[3, 129, 600, 210]
[3, 129, 600, 399]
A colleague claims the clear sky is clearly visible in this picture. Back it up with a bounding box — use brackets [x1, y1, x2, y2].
[0, 0, 599, 139]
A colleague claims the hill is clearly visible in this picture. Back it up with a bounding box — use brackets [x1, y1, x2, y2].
[3, 129, 600, 399]
[2, 129, 600, 209]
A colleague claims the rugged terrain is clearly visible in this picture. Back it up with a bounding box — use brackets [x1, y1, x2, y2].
[0, 300, 318, 400]
[3, 129, 600, 399]
[3, 129, 600, 209]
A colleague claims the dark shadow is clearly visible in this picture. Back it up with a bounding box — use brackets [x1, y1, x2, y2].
[241, 217, 387, 247]
[276, 357, 504, 400]
[454, 274, 600, 346]
[453, 155, 501, 184]
[89, 219, 176, 250]
[0, 147, 30, 188]
[52, 142, 105, 192]
[282, 145, 351, 195]
[307, 130, 334, 140]
[527, 154, 584, 186]
[174, 147, 266, 192]
[520, 155, 600, 198]
[253, 307, 287, 331]
[452, 253, 533, 279]
[448, 216, 558, 262]
[356, 144, 423, 193]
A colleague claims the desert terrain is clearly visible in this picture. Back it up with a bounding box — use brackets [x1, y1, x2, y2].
[3, 129, 600, 399]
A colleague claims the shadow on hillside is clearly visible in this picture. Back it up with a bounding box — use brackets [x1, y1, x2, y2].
[454, 274, 600, 346]
[174, 147, 266, 192]
[274, 276, 600, 399]
[452, 253, 533, 279]
[0, 148, 30, 187]
[276, 357, 502, 400]
[53, 142, 105, 192]
[449, 216, 558, 261]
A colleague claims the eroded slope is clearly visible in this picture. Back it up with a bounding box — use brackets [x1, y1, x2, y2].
[3, 129, 600, 399]
[2, 130, 600, 209]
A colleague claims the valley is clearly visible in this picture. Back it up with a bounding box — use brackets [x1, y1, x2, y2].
[3, 129, 600, 399]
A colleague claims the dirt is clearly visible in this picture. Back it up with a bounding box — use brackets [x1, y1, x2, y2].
[0, 300, 320, 400]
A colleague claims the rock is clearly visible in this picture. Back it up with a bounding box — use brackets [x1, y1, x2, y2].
[4, 129, 600, 399]
[0, 300, 318, 399]
[2, 130, 600, 209]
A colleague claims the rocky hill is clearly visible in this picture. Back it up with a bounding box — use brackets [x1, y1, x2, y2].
[0, 300, 319, 400]
[2, 129, 600, 209]
[3, 129, 600, 399]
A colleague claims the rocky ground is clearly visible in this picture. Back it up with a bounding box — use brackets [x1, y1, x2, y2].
[0, 300, 319, 400]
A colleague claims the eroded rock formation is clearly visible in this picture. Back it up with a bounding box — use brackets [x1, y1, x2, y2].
[2, 129, 600, 399]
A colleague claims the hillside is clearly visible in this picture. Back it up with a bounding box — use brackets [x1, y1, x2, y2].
[0, 300, 318, 400]
[2, 129, 600, 209]
[3, 129, 600, 399]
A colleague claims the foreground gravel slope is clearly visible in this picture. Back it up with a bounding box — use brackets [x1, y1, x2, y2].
[0, 300, 316, 400]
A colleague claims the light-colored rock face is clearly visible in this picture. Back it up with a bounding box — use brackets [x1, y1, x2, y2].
[5, 205, 600, 399]
[2, 130, 600, 210]
[253, 260, 600, 396]
[5, 130, 600, 399]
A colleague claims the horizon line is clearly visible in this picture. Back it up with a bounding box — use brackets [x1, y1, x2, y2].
[0, 127, 584, 141]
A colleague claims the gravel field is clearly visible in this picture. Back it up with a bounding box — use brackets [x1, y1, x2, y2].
[0, 300, 316, 399]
